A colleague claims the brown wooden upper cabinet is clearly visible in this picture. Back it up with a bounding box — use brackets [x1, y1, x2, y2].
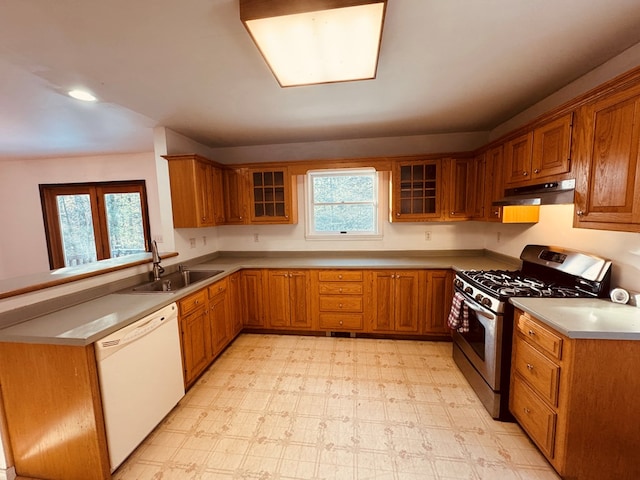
[572, 86, 640, 232]
[223, 167, 248, 225]
[390, 158, 443, 221]
[484, 145, 505, 221]
[443, 156, 485, 221]
[248, 167, 298, 224]
[165, 154, 225, 228]
[504, 113, 573, 187]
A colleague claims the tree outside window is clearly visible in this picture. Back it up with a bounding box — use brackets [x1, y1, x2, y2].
[40, 181, 151, 269]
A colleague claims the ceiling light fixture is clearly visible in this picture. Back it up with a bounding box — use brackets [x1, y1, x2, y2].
[68, 89, 97, 102]
[240, 0, 387, 87]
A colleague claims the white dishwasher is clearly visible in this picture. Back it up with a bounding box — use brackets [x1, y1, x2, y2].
[95, 302, 185, 471]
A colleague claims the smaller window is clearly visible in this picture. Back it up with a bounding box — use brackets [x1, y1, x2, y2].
[306, 168, 381, 239]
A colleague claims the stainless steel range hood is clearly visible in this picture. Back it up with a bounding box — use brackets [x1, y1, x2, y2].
[493, 179, 575, 206]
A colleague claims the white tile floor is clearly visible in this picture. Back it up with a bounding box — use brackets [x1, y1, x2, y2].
[113, 334, 560, 479]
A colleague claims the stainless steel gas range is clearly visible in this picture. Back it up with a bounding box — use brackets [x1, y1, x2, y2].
[451, 244, 612, 420]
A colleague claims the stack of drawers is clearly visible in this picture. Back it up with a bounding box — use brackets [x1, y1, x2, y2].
[510, 310, 565, 460]
[316, 270, 364, 331]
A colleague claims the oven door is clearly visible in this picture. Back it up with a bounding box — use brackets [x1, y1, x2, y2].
[452, 292, 503, 390]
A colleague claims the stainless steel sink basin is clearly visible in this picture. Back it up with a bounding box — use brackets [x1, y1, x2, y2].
[128, 269, 224, 293]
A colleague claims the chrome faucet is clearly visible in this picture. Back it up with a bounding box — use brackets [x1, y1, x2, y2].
[151, 240, 165, 280]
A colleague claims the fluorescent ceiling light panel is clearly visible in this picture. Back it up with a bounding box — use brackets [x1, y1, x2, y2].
[241, 1, 386, 87]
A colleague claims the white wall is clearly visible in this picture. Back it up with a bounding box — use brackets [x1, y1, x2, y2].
[217, 172, 488, 252]
[0, 152, 161, 280]
[210, 131, 489, 164]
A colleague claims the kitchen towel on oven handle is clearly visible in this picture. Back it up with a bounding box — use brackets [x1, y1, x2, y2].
[448, 291, 469, 333]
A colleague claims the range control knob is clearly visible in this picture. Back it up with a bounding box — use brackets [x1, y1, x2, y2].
[481, 297, 492, 308]
[475, 293, 484, 303]
[464, 286, 473, 294]
[454, 279, 463, 289]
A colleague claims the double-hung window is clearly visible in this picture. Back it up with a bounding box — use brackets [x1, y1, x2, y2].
[306, 168, 380, 238]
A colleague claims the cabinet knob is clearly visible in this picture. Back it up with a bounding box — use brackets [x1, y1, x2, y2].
[524, 407, 531, 414]
[450, 211, 455, 215]
[339, 303, 343, 308]
[493, 210, 499, 216]
[339, 320, 343, 326]
[339, 288, 343, 293]
[338, 275, 343, 279]
[195, 300, 200, 305]
[576, 210, 584, 216]
[396, 212, 400, 217]
[528, 330, 535, 336]
[534, 169, 540, 174]
[526, 363, 534, 371]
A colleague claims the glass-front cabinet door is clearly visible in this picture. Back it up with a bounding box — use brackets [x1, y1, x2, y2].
[391, 159, 443, 221]
[248, 167, 297, 224]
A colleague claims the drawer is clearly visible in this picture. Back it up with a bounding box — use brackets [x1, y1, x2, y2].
[179, 289, 207, 315]
[516, 313, 563, 360]
[318, 282, 363, 295]
[208, 277, 228, 296]
[511, 374, 557, 459]
[318, 271, 363, 282]
[319, 295, 363, 312]
[319, 313, 364, 330]
[514, 336, 560, 406]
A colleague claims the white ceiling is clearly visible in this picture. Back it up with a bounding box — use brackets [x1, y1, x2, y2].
[2, 0, 640, 160]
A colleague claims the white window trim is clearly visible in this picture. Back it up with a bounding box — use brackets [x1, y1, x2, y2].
[304, 168, 383, 241]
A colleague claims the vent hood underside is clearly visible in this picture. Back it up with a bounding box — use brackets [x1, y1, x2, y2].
[493, 179, 575, 206]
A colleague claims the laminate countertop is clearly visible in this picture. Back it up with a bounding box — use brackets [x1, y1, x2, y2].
[510, 297, 640, 341]
[0, 252, 517, 347]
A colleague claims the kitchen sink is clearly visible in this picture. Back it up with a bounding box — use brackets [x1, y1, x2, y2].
[127, 269, 224, 293]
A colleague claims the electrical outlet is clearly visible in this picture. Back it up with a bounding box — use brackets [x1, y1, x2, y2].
[253, 233, 260, 243]
[189, 238, 196, 248]
[425, 231, 431, 241]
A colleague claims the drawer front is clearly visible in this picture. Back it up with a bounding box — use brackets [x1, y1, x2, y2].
[208, 277, 228, 296]
[318, 282, 363, 295]
[179, 289, 208, 315]
[318, 271, 363, 282]
[319, 313, 364, 330]
[319, 296, 363, 312]
[516, 313, 563, 360]
[514, 336, 560, 406]
[511, 375, 557, 459]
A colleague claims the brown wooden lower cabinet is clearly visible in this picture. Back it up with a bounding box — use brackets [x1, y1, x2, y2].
[265, 270, 311, 329]
[178, 277, 236, 389]
[425, 270, 454, 334]
[240, 269, 266, 328]
[368, 270, 424, 334]
[510, 309, 640, 480]
[0, 342, 111, 480]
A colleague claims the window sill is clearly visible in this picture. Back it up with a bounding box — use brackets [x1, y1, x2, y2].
[0, 252, 178, 300]
[305, 234, 383, 241]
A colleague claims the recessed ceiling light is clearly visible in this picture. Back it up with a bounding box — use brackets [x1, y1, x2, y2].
[68, 89, 97, 102]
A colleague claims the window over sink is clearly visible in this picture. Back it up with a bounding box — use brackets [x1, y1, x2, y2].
[39, 180, 151, 269]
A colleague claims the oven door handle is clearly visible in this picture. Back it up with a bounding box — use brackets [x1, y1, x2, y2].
[464, 299, 497, 321]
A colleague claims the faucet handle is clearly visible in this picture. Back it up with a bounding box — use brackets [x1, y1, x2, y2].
[178, 264, 188, 273]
